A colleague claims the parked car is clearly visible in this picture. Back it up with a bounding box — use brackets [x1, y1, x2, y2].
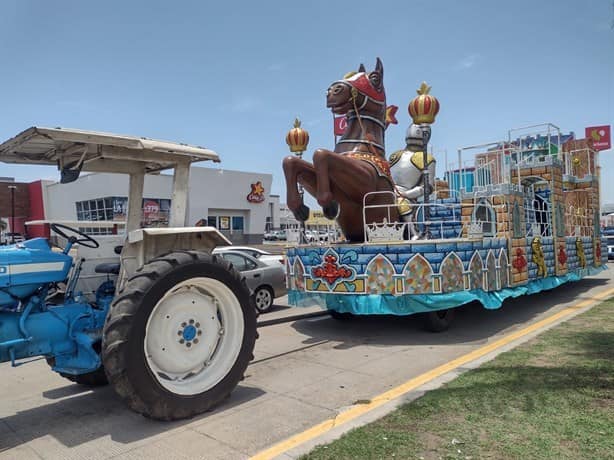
[304, 230, 319, 243]
[273, 230, 286, 241]
[1, 232, 25, 244]
[214, 250, 287, 313]
[213, 246, 285, 268]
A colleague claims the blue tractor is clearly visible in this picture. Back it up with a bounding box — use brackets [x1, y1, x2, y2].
[0, 127, 257, 420]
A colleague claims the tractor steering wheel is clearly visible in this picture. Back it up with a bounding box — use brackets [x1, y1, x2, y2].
[50, 223, 100, 249]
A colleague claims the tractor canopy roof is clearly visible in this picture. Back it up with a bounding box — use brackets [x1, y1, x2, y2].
[0, 126, 220, 176]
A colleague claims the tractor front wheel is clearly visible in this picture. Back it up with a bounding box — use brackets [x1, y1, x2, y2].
[102, 251, 257, 421]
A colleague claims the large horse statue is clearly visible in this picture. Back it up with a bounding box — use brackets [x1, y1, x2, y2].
[283, 58, 399, 243]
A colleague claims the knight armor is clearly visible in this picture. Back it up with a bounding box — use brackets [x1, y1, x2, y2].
[389, 123, 436, 237]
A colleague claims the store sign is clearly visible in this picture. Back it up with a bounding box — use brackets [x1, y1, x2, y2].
[585, 125, 611, 151]
[113, 197, 128, 220]
[247, 181, 265, 203]
[143, 199, 160, 218]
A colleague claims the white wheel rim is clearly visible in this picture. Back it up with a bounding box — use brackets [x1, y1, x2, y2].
[144, 277, 244, 396]
[254, 288, 272, 311]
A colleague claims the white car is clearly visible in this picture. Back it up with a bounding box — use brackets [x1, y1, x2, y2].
[213, 246, 285, 269]
[1, 232, 25, 245]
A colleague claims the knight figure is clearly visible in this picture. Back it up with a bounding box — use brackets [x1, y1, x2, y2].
[389, 123, 436, 239]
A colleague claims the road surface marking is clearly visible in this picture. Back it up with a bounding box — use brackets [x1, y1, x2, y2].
[250, 285, 614, 460]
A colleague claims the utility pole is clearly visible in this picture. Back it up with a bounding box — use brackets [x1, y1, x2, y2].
[8, 185, 16, 244]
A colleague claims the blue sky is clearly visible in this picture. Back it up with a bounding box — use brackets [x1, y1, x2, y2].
[1, 0, 613, 203]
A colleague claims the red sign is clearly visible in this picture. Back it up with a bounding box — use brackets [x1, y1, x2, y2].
[585, 125, 611, 151]
[142, 199, 160, 219]
[334, 116, 347, 136]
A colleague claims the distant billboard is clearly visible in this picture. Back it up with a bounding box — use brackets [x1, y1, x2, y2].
[585, 125, 611, 151]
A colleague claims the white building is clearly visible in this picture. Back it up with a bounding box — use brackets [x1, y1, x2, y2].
[42, 166, 275, 244]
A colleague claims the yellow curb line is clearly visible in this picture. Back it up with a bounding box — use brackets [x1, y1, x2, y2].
[250, 285, 614, 460]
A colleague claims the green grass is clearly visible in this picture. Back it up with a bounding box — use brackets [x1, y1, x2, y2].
[301, 299, 614, 460]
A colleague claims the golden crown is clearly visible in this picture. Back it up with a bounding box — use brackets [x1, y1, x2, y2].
[408, 82, 440, 125]
[286, 118, 310, 153]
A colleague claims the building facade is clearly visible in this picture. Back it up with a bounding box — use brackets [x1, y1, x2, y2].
[2, 166, 276, 244]
[0, 178, 31, 235]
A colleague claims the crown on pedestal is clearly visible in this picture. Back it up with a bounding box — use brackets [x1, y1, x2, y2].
[285, 118, 310, 153]
[408, 82, 440, 125]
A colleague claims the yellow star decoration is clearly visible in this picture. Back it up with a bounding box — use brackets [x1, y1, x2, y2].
[251, 181, 265, 196]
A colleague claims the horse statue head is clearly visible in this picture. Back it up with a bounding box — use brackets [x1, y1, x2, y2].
[327, 58, 387, 155]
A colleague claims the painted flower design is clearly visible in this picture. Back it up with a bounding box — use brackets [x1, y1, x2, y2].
[558, 245, 567, 266]
[512, 247, 527, 272]
[312, 253, 354, 287]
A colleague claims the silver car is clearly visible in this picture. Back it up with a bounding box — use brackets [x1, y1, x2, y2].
[216, 250, 287, 313]
[213, 245, 285, 269]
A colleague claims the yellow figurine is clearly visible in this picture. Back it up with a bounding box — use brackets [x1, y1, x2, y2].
[576, 238, 586, 269]
[531, 237, 547, 278]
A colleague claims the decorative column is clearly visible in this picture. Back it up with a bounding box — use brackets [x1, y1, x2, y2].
[408, 82, 440, 235]
[285, 118, 310, 243]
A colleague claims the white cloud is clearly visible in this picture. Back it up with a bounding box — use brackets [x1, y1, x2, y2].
[457, 53, 481, 70]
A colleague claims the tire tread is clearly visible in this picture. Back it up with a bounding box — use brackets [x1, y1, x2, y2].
[102, 250, 256, 420]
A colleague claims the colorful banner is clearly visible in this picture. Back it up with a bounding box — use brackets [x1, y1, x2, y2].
[334, 116, 347, 136]
[585, 125, 611, 151]
[142, 200, 160, 222]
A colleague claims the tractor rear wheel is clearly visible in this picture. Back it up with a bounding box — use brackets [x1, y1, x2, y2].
[102, 251, 257, 421]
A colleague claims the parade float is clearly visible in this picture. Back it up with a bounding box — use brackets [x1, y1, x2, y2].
[282, 58, 608, 330]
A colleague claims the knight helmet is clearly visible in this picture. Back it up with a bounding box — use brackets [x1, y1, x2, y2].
[405, 123, 431, 150]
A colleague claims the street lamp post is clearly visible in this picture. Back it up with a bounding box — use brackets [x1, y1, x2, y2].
[8, 185, 16, 244]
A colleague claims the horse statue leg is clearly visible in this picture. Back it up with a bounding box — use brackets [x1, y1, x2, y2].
[312, 149, 342, 219]
[312, 149, 398, 242]
[282, 155, 317, 222]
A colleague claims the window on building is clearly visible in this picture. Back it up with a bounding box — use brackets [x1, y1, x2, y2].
[219, 216, 230, 230]
[472, 198, 496, 236]
[76, 196, 170, 231]
[232, 216, 244, 232]
[75, 198, 115, 235]
[207, 216, 217, 228]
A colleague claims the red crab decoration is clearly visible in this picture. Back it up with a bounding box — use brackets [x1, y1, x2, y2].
[512, 247, 527, 272]
[312, 254, 353, 286]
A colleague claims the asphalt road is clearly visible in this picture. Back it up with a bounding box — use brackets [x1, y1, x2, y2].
[1, 266, 612, 460]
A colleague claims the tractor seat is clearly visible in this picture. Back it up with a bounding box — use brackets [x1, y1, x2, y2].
[95, 263, 121, 275]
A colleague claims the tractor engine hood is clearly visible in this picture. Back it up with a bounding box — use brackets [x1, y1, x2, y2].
[0, 238, 72, 307]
